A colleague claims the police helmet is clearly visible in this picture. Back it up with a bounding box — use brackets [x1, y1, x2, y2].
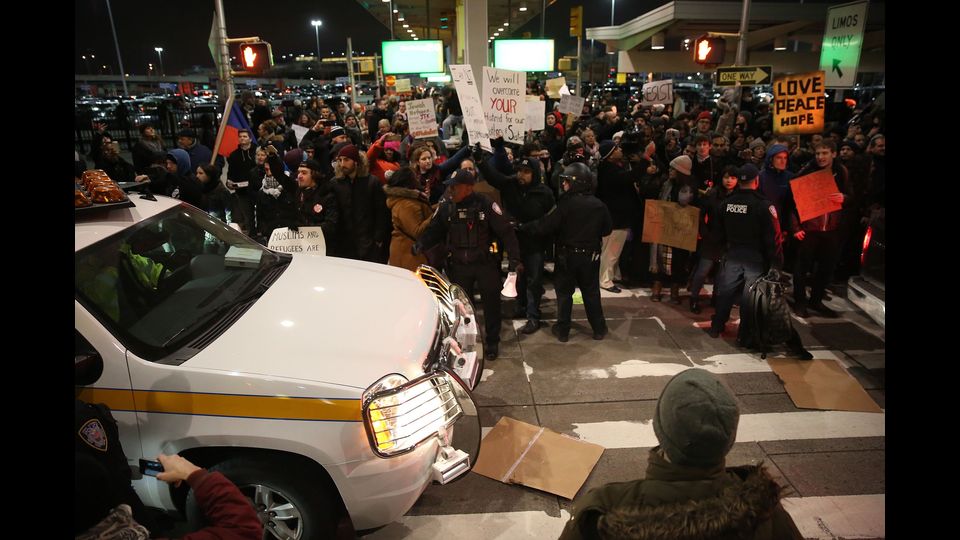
[559, 162, 594, 192]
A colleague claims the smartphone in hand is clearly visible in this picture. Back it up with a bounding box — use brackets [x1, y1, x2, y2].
[139, 459, 164, 477]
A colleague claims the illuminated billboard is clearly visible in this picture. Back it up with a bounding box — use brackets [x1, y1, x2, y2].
[382, 40, 444, 74]
[493, 39, 555, 71]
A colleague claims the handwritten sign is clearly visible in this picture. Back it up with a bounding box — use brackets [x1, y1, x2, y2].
[789, 168, 842, 223]
[267, 226, 326, 255]
[406, 98, 438, 139]
[773, 71, 826, 135]
[525, 95, 545, 131]
[482, 67, 526, 144]
[449, 64, 492, 152]
[394, 78, 412, 92]
[641, 79, 674, 106]
[558, 94, 586, 117]
[545, 76, 567, 99]
[641, 200, 700, 252]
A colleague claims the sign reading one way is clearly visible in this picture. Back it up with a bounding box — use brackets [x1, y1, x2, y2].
[819, 0, 869, 88]
[715, 65, 772, 87]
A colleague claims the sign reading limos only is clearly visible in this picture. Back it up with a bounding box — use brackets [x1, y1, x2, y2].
[819, 0, 869, 88]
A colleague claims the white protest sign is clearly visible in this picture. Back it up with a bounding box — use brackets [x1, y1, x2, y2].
[558, 94, 585, 117]
[267, 226, 326, 256]
[482, 67, 526, 144]
[641, 79, 674, 106]
[395, 78, 412, 92]
[525, 96, 545, 131]
[449, 64, 492, 152]
[407, 98, 439, 139]
[291, 124, 309, 145]
[545, 76, 567, 99]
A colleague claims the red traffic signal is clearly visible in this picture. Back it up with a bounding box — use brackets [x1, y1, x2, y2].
[237, 41, 273, 74]
[693, 35, 725, 65]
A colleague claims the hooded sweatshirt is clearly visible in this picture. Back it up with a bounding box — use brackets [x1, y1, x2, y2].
[478, 153, 556, 252]
[758, 144, 795, 231]
[164, 149, 203, 207]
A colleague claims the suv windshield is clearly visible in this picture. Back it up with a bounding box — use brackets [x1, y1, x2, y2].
[76, 204, 290, 363]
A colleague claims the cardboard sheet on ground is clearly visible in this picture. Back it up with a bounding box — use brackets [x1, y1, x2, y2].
[782, 494, 885, 540]
[641, 200, 700, 252]
[767, 358, 881, 413]
[789, 168, 842, 223]
[472, 417, 604, 499]
[267, 226, 326, 256]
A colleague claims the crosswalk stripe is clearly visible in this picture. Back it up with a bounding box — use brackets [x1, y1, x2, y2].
[570, 410, 884, 450]
[366, 509, 572, 539]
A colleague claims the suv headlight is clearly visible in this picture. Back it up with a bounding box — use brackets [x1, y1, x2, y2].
[362, 372, 463, 457]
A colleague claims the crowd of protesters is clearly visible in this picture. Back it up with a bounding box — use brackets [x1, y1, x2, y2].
[78, 81, 885, 335]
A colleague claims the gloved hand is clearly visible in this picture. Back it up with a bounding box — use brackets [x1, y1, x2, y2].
[472, 142, 484, 163]
[491, 136, 505, 150]
[511, 262, 525, 275]
[411, 243, 423, 256]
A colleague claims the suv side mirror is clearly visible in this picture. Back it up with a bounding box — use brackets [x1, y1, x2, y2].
[75, 352, 104, 386]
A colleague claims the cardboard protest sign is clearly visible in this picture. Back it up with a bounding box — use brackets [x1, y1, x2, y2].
[406, 97, 438, 139]
[768, 358, 882, 413]
[641, 200, 700, 252]
[545, 76, 567, 99]
[291, 124, 309, 145]
[267, 226, 326, 255]
[525, 95, 545, 131]
[472, 417, 604, 499]
[789, 168, 842, 223]
[449, 64, 492, 152]
[641, 79, 674, 106]
[558, 94, 586, 117]
[482, 67, 526, 144]
[394, 78, 412, 92]
[773, 71, 826, 135]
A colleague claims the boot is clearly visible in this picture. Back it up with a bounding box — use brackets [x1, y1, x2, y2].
[651, 281, 663, 302]
[690, 295, 702, 314]
[669, 284, 681, 304]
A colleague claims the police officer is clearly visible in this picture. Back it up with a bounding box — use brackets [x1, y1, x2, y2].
[414, 169, 522, 361]
[522, 163, 613, 342]
[708, 164, 812, 359]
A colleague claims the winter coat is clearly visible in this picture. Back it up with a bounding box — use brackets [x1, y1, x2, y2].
[789, 159, 852, 234]
[698, 185, 736, 261]
[597, 160, 643, 230]
[384, 186, 432, 271]
[758, 144, 796, 233]
[367, 138, 402, 185]
[559, 448, 789, 540]
[477, 152, 556, 253]
[181, 139, 214, 172]
[691, 154, 723, 191]
[200, 178, 233, 223]
[227, 146, 257, 191]
[285, 180, 340, 250]
[132, 137, 164, 174]
[332, 155, 391, 262]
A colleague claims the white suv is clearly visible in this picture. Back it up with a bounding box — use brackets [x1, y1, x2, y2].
[75, 194, 482, 539]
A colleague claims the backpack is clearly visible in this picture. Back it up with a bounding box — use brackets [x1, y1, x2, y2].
[747, 270, 794, 359]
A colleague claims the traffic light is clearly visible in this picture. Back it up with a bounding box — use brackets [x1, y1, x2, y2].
[236, 41, 273, 74]
[693, 35, 725, 65]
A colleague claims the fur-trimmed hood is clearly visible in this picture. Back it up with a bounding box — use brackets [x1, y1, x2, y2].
[333, 150, 370, 179]
[596, 464, 782, 540]
[384, 185, 428, 208]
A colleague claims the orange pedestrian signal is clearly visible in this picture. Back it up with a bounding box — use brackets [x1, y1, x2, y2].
[235, 41, 273, 74]
[693, 35, 725, 65]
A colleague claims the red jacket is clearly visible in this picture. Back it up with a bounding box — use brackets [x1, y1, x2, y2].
[160, 470, 262, 540]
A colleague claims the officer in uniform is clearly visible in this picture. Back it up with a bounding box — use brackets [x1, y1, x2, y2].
[522, 163, 613, 342]
[414, 169, 522, 361]
[708, 164, 812, 359]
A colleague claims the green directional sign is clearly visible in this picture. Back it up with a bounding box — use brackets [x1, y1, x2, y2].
[715, 65, 772, 86]
[820, 0, 869, 88]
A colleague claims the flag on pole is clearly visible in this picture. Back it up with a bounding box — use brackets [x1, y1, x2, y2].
[217, 102, 257, 157]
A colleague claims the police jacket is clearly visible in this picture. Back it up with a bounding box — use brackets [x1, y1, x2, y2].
[522, 184, 613, 253]
[417, 192, 521, 269]
[699, 185, 736, 261]
[596, 160, 643, 229]
[716, 188, 783, 269]
[789, 160, 851, 234]
[477, 155, 555, 252]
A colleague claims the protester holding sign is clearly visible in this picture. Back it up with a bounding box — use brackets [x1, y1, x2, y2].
[648, 155, 699, 303]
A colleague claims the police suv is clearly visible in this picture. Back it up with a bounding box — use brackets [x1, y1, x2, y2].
[75, 192, 483, 539]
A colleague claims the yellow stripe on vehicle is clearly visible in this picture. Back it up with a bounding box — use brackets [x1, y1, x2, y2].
[77, 387, 362, 422]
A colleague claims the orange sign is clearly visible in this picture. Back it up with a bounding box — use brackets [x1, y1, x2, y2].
[789, 168, 843, 223]
[773, 71, 826, 135]
[385, 75, 397, 86]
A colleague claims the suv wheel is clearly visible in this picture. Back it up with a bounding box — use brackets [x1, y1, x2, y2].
[186, 458, 340, 540]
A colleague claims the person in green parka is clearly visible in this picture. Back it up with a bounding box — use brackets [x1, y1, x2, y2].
[559, 368, 794, 540]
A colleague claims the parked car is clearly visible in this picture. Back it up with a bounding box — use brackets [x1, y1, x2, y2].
[847, 209, 884, 327]
[75, 194, 482, 539]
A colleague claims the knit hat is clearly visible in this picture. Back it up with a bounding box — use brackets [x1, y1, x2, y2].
[337, 144, 360, 162]
[653, 369, 740, 468]
[669, 155, 693, 176]
[176, 128, 197, 139]
[329, 125, 346, 139]
[665, 128, 680, 140]
[599, 140, 619, 161]
[839, 139, 862, 153]
[697, 111, 712, 121]
[749, 137, 766, 151]
[300, 158, 324, 175]
[384, 140, 401, 152]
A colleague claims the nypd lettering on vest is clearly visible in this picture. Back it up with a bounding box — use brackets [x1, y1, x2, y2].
[726, 203, 749, 214]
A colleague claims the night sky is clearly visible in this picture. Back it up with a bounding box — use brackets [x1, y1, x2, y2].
[74, 0, 836, 76]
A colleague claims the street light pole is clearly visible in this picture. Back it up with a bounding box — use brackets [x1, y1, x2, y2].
[611, 0, 615, 26]
[154, 47, 164, 77]
[104, 0, 128, 96]
[311, 20, 323, 77]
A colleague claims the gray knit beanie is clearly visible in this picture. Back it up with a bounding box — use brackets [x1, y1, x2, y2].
[653, 368, 740, 468]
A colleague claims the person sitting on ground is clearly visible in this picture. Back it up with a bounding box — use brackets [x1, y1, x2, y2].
[559, 368, 792, 540]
